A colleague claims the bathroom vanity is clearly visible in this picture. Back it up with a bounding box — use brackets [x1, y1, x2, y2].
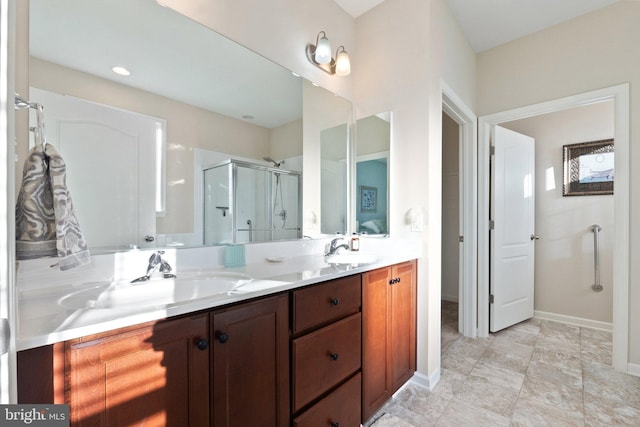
[17, 255, 416, 426]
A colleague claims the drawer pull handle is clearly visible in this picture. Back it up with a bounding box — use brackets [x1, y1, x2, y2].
[330, 422, 340, 427]
[330, 297, 340, 306]
[216, 332, 229, 344]
[329, 352, 339, 361]
[195, 338, 209, 350]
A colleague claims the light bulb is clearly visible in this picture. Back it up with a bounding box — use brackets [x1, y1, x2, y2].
[335, 48, 351, 76]
[315, 34, 332, 65]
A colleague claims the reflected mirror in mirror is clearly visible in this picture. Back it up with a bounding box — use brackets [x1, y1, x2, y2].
[320, 124, 349, 235]
[301, 81, 352, 237]
[26, 0, 310, 250]
[356, 113, 391, 235]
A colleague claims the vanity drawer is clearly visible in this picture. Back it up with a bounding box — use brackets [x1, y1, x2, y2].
[293, 372, 361, 427]
[293, 275, 361, 334]
[292, 313, 361, 412]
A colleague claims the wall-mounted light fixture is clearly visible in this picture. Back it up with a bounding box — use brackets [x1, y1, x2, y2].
[305, 31, 351, 76]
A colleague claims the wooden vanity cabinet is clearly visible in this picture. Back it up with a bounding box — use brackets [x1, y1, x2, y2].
[211, 294, 289, 427]
[66, 313, 210, 426]
[362, 260, 417, 422]
[291, 275, 362, 425]
[18, 261, 417, 426]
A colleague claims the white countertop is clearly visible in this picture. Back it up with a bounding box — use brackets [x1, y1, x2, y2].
[17, 239, 420, 351]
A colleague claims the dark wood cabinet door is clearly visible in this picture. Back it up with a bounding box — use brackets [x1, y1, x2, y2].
[66, 314, 210, 427]
[211, 294, 290, 427]
[362, 260, 417, 422]
[389, 260, 417, 392]
[361, 266, 392, 422]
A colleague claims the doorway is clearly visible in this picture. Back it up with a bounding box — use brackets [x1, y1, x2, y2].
[441, 110, 461, 349]
[500, 102, 615, 332]
[441, 84, 478, 339]
[478, 84, 630, 372]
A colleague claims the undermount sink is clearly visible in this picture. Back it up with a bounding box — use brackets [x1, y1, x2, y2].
[325, 252, 379, 266]
[58, 271, 252, 310]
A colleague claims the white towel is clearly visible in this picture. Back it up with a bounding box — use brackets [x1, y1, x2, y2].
[16, 143, 90, 270]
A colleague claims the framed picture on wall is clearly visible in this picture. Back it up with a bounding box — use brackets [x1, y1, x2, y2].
[360, 186, 377, 212]
[563, 139, 614, 196]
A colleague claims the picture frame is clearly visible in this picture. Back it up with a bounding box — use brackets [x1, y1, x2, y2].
[360, 186, 377, 212]
[563, 139, 614, 196]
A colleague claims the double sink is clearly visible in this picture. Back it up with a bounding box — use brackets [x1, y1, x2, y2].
[58, 252, 379, 311]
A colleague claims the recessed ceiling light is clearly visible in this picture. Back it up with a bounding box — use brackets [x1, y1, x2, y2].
[111, 66, 131, 76]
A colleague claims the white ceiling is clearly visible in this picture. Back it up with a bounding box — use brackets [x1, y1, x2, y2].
[334, 0, 620, 52]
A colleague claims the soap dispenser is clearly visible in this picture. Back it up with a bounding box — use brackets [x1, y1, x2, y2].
[351, 233, 360, 251]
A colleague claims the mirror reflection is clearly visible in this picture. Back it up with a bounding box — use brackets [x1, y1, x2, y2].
[356, 113, 391, 235]
[26, 0, 351, 250]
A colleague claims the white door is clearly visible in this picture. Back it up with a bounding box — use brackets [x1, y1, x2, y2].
[490, 125, 536, 332]
[30, 87, 161, 250]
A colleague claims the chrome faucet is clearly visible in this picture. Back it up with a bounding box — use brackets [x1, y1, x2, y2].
[131, 250, 176, 283]
[325, 237, 350, 256]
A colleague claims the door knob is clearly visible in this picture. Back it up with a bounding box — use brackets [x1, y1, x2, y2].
[530, 234, 540, 241]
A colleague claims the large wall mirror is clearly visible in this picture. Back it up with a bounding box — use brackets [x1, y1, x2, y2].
[23, 0, 352, 251]
[355, 113, 391, 236]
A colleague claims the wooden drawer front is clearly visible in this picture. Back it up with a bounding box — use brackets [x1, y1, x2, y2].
[293, 373, 361, 427]
[293, 275, 361, 334]
[292, 313, 361, 412]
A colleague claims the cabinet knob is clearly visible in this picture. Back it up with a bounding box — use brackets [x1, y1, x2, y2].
[390, 278, 400, 285]
[330, 422, 340, 427]
[216, 332, 229, 344]
[329, 352, 339, 361]
[195, 338, 209, 350]
[397, 277, 401, 283]
[330, 297, 339, 306]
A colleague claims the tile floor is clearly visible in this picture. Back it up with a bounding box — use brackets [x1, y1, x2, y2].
[367, 301, 640, 426]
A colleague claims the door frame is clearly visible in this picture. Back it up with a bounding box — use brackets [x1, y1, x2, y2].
[442, 82, 477, 338]
[478, 84, 630, 373]
[0, 0, 17, 402]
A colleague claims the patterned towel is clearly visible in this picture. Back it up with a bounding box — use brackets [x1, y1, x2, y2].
[16, 143, 90, 270]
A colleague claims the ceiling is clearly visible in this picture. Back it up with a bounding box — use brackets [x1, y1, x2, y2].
[334, 0, 620, 52]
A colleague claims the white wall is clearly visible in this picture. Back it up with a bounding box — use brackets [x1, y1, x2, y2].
[503, 102, 614, 324]
[477, 0, 640, 365]
[159, 0, 355, 101]
[355, 0, 476, 381]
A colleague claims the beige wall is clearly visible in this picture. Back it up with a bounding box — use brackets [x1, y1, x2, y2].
[29, 58, 271, 235]
[477, 0, 640, 365]
[503, 102, 614, 324]
[441, 112, 459, 302]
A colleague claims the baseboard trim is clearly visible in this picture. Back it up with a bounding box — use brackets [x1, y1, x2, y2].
[410, 369, 440, 391]
[627, 363, 640, 378]
[534, 310, 613, 331]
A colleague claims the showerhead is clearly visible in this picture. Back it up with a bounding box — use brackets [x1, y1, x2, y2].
[263, 157, 284, 168]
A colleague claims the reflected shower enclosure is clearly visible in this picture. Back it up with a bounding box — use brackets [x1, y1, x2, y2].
[203, 160, 302, 244]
